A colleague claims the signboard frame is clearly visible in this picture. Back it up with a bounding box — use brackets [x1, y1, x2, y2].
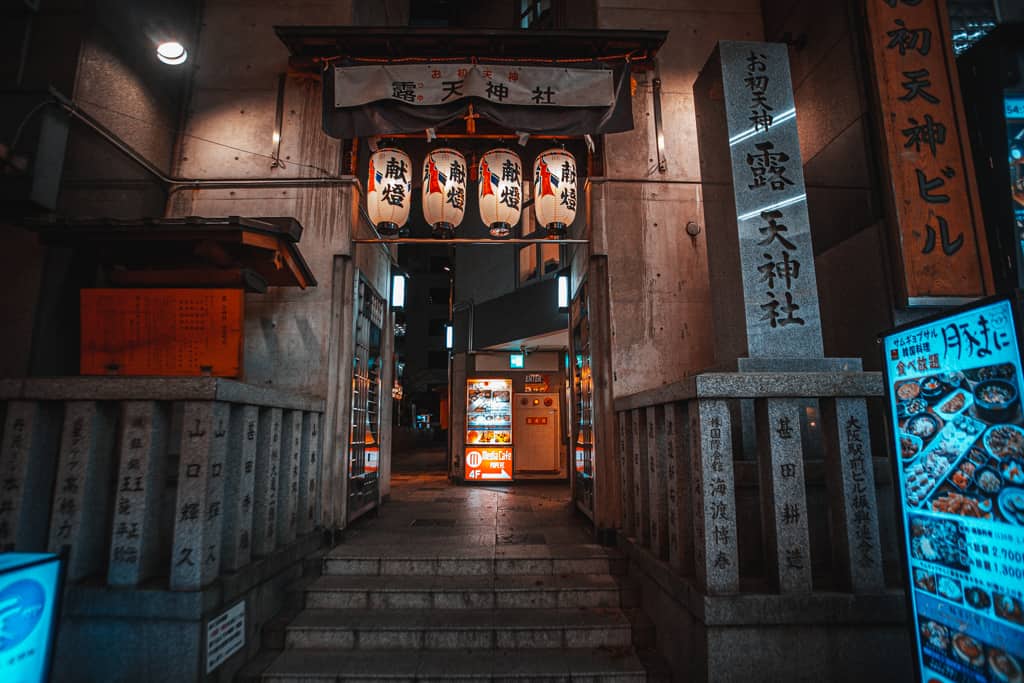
[880, 292, 1024, 683]
[0, 553, 65, 683]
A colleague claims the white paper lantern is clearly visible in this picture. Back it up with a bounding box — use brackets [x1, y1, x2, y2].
[367, 148, 412, 236]
[422, 148, 467, 238]
[533, 149, 578, 237]
[478, 149, 522, 238]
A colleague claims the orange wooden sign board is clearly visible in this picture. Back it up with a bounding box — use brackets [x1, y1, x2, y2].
[80, 288, 244, 377]
[865, 0, 993, 304]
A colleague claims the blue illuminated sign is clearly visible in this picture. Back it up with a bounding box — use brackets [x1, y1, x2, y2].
[510, 353, 525, 369]
[883, 298, 1024, 683]
[0, 553, 62, 683]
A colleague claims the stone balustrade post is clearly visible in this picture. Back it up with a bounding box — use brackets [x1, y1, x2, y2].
[278, 410, 303, 546]
[646, 405, 669, 560]
[170, 401, 230, 590]
[252, 407, 283, 556]
[222, 404, 259, 572]
[631, 408, 650, 545]
[690, 398, 739, 594]
[0, 401, 60, 552]
[298, 412, 321, 535]
[617, 411, 635, 537]
[108, 402, 169, 586]
[664, 402, 693, 574]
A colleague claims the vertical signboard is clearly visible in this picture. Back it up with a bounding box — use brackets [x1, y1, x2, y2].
[866, 0, 994, 305]
[1005, 95, 1024, 249]
[883, 297, 1024, 682]
[0, 553, 62, 683]
[466, 379, 513, 481]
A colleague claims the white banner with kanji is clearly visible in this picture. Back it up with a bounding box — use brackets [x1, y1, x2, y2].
[333, 63, 614, 108]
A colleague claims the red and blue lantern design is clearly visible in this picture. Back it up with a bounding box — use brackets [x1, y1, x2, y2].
[533, 149, 577, 237]
[422, 148, 467, 238]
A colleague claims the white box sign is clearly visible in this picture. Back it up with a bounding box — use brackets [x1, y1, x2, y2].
[206, 600, 245, 673]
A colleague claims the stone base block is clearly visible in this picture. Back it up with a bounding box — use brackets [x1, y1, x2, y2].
[619, 536, 911, 683]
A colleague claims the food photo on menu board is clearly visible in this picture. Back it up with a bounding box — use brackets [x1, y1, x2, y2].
[883, 297, 1024, 683]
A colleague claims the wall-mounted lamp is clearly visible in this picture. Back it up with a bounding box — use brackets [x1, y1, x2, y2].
[444, 323, 453, 350]
[156, 41, 188, 66]
[391, 274, 406, 308]
[557, 275, 569, 310]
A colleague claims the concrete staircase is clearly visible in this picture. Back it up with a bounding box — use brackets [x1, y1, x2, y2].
[245, 544, 661, 682]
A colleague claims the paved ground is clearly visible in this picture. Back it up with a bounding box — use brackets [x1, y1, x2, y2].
[346, 447, 593, 548]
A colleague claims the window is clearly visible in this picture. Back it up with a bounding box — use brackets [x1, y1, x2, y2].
[428, 318, 447, 336]
[520, 0, 553, 28]
[518, 243, 562, 286]
[428, 351, 449, 369]
[428, 287, 449, 305]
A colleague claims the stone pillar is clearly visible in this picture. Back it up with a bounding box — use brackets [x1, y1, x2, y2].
[222, 404, 259, 572]
[694, 41, 825, 368]
[48, 401, 116, 581]
[298, 412, 321, 535]
[756, 399, 813, 594]
[630, 408, 649, 545]
[278, 410, 303, 545]
[108, 402, 169, 586]
[690, 399, 739, 594]
[822, 398, 885, 593]
[664, 402, 693, 574]
[252, 407, 283, 556]
[0, 401, 59, 552]
[646, 405, 669, 560]
[617, 411, 635, 537]
[170, 401, 230, 590]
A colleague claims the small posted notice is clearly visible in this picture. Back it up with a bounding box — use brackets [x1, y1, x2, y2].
[206, 601, 245, 673]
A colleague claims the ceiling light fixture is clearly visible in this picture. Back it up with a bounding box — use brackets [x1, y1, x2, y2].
[156, 41, 188, 66]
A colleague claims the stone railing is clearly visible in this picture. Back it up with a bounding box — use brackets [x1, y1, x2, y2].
[613, 371, 889, 596]
[0, 377, 325, 590]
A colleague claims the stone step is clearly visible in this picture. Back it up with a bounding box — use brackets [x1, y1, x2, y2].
[322, 545, 625, 577]
[262, 648, 648, 682]
[302, 574, 628, 609]
[285, 607, 634, 650]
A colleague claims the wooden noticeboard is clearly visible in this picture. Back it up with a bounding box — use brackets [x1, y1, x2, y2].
[80, 288, 244, 377]
[865, 0, 994, 306]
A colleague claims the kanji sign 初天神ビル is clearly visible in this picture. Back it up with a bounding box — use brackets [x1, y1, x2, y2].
[865, 0, 993, 304]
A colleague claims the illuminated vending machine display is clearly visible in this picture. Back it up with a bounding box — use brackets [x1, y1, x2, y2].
[0, 553, 63, 683]
[882, 297, 1024, 683]
[465, 378, 513, 481]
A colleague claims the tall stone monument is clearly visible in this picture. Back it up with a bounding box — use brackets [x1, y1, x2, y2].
[695, 41, 856, 373]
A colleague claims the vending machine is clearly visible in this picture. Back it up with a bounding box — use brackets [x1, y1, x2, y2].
[465, 378, 513, 481]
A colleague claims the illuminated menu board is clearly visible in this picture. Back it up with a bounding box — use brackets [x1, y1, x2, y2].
[883, 298, 1024, 683]
[0, 554, 62, 683]
[466, 378, 513, 481]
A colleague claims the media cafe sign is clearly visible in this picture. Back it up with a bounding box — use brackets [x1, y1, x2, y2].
[334, 63, 615, 108]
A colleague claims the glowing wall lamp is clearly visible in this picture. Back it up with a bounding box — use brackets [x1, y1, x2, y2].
[391, 274, 406, 308]
[444, 323, 454, 350]
[156, 41, 188, 65]
[557, 275, 569, 310]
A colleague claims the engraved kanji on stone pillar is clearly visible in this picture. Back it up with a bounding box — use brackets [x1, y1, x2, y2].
[617, 412, 635, 536]
[298, 412, 321, 535]
[646, 405, 669, 560]
[0, 401, 59, 552]
[252, 407, 283, 557]
[822, 398, 884, 593]
[664, 402, 693, 574]
[48, 401, 116, 581]
[756, 398, 812, 594]
[170, 401, 230, 590]
[631, 409, 649, 545]
[690, 399, 739, 594]
[222, 404, 259, 572]
[108, 402, 168, 586]
[278, 410, 303, 546]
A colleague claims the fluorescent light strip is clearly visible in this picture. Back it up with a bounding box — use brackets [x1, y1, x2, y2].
[737, 193, 807, 222]
[728, 108, 797, 148]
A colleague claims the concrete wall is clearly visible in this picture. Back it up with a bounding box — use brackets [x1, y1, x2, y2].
[594, 1, 764, 398]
